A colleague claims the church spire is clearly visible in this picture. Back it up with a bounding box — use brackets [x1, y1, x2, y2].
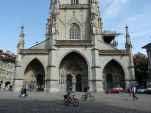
[125, 25, 132, 52]
[46, 0, 60, 39]
[125, 25, 135, 83]
[19, 26, 25, 38]
[17, 26, 25, 53]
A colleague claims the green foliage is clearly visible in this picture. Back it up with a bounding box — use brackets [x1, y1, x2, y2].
[133, 52, 149, 86]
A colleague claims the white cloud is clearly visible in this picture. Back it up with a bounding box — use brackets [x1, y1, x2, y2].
[115, 13, 151, 42]
[108, 10, 151, 50]
[101, 0, 151, 53]
[102, 0, 129, 18]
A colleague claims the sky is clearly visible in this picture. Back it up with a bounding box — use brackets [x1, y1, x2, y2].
[0, 0, 150, 54]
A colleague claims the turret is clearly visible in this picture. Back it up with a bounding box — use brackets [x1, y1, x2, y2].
[125, 25, 132, 52]
[125, 25, 135, 83]
[90, 0, 102, 34]
[17, 26, 25, 53]
[49, 0, 60, 18]
[46, 0, 59, 36]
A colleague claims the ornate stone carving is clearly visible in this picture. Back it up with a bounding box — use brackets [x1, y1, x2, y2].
[90, 2, 101, 34]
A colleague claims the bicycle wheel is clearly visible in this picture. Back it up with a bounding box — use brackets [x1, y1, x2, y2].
[64, 99, 69, 106]
[80, 95, 86, 102]
[89, 95, 95, 102]
[73, 98, 79, 106]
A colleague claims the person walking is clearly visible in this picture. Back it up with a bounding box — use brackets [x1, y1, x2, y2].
[132, 85, 138, 100]
[127, 86, 132, 96]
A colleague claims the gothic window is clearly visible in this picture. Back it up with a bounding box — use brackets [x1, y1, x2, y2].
[71, 0, 79, 5]
[70, 23, 81, 39]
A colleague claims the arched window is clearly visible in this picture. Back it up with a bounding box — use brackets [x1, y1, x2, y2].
[71, 0, 79, 5]
[70, 23, 81, 39]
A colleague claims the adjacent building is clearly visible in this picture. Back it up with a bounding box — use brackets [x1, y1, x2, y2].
[14, 0, 135, 92]
[0, 50, 15, 89]
[143, 43, 151, 83]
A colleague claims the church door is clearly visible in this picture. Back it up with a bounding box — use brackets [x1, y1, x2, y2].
[36, 74, 45, 91]
[106, 74, 113, 90]
[66, 75, 73, 91]
[60, 52, 88, 92]
[76, 74, 82, 92]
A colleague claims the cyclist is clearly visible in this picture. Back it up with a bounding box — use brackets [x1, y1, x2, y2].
[19, 86, 28, 97]
[64, 87, 73, 102]
[81, 86, 95, 102]
[64, 87, 79, 106]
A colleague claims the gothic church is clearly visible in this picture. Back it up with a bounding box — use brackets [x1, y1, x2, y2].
[14, 0, 135, 92]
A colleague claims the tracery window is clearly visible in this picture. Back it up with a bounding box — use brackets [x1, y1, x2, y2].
[70, 23, 81, 39]
[71, 0, 79, 5]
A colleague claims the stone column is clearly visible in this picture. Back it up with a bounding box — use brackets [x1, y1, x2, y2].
[72, 75, 76, 92]
[13, 65, 24, 92]
[91, 34, 103, 92]
[47, 49, 60, 92]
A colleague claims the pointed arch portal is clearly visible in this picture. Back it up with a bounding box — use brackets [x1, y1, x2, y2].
[103, 60, 125, 91]
[60, 52, 88, 92]
[24, 59, 45, 91]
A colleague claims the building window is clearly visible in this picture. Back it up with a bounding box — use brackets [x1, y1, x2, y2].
[70, 23, 80, 39]
[71, 0, 79, 5]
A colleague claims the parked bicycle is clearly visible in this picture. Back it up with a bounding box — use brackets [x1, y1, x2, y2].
[80, 86, 95, 102]
[81, 92, 95, 102]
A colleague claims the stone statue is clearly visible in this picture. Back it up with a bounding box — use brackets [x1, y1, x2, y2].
[91, 4, 100, 34]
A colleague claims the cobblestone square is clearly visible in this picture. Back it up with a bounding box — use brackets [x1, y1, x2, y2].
[0, 92, 151, 113]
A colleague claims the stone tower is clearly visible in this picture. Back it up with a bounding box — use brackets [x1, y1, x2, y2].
[45, 0, 104, 92]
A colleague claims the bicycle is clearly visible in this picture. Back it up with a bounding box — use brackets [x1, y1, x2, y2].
[80, 92, 95, 102]
[18, 87, 28, 98]
[64, 94, 79, 106]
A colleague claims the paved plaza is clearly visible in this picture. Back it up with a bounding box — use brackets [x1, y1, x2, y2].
[0, 91, 151, 113]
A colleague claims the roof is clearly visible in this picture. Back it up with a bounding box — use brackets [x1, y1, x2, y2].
[143, 42, 151, 49]
[102, 31, 120, 36]
[29, 38, 49, 49]
[0, 50, 16, 62]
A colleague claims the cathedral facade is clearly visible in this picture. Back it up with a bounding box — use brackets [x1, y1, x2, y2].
[14, 0, 135, 92]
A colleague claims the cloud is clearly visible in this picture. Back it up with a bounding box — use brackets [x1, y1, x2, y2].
[115, 13, 151, 44]
[108, 10, 151, 52]
[102, 0, 129, 18]
[101, 0, 151, 53]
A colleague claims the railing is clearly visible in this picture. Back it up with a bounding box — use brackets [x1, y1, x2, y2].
[99, 50, 128, 55]
[60, 4, 89, 9]
[55, 40, 92, 47]
[20, 49, 48, 54]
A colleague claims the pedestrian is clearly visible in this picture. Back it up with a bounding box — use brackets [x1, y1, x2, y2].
[0, 83, 1, 91]
[127, 86, 132, 96]
[9, 85, 13, 91]
[132, 85, 138, 100]
[20, 87, 24, 96]
[82, 86, 90, 100]
[23, 87, 27, 96]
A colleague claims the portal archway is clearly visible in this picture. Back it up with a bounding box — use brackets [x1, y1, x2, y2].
[60, 52, 88, 92]
[103, 60, 125, 91]
[24, 59, 45, 91]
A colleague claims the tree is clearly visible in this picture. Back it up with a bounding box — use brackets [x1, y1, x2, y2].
[133, 52, 149, 86]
